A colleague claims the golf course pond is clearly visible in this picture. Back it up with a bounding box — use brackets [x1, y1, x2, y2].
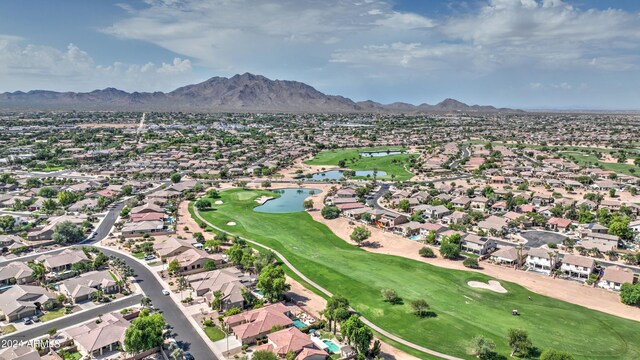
[253, 188, 321, 213]
[310, 169, 387, 180]
[360, 150, 404, 157]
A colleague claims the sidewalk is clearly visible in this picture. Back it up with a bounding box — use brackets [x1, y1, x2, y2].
[96, 243, 228, 360]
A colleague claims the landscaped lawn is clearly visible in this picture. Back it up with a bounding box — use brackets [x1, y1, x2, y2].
[304, 147, 415, 181]
[194, 189, 640, 359]
[204, 325, 226, 341]
[61, 351, 82, 360]
[132, 252, 145, 259]
[0, 325, 16, 334]
[40, 308, 66, 322]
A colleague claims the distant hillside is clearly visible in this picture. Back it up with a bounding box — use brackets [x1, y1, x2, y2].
[0, 73, 521, 113]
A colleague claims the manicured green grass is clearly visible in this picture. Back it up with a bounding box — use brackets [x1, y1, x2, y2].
[195, 189, 640, 359]
[0, 325, 16, 334]
[132, 252, 145, 259]
[204, 325, 226, 341]
[304, 147, 415, 181]
[41, 308, 66, 322]
[561, 151, 639, 177]
[61, 351, 81, 360]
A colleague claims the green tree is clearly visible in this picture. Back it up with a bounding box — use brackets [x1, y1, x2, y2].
[470, 335, 496, 359]
[608, 215, 633, 240]
[167, 259, 181, 275]
[122, 185, 133, 196]
[507, 328, 532, 357]
[57, 191, 78, 207]
[124, 312, 166, 353]
[0, 215, 15, 232]
[381, 289, 400, 304]
[194, 198, 211, 210]
[419, 247, 435, 258]
[321, 205, 340, 219]
[206, 189, 221, 198]
[193, 232, 205, 243]
[38, 187, 58, 198]
[52, 221, 85, 244]
[252, 350, 279, 360]
[323, 295, 350, 334]
[425, 230, 437, 244]
[43, 198, 58, 213]
[256, 264, 290, 302]
[350, 225, 371, 245]
[539, 349, 575, 360]
[620, 282, 640, 305]
[463, 258, 480, 269]
[204, 259, 217, 271]
[170, 173, 182, 183]
[303, 199, 314, 210]
[398, 199, 410, 212]
[29, 263, 46, 285]
[439, 241, 460, 260]
[410, 299, 430, 317]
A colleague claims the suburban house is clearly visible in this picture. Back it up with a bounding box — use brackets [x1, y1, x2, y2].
[560, 254, 595, 280]
[296, 347, 330, 360]
[154, 237, 195, 259]
[166, 248, 221, 275]
[58, 270, 118, 303]
[525, 248, 556, 274]
[224, 302, 293, 345]
[460, 234, 497, 255]
[121, 220, 166, 237]
[254, 327, 322, 358]
[37, 249, 91, 274]
[470, 197, 490, 211]
[414, 204, 451, 220]
[0, 284, 57, 322]
[187, 268, 249, 309]
[63, 312, 130, 358]
[0, 262, 33, 285]
[490, 247, 528, 266]
[598, 266, 636, 291]
[27, 214, 87, 242]
[546, 217, 573, 232]
[476, 216, 509, 235]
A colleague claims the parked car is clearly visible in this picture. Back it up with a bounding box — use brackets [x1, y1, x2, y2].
[144, 254, 156, 261]
[23, 317, 32, 325]
[162, 289, 170, 296]
[184, 352, 195, 360]
[31, 316, 40, 323]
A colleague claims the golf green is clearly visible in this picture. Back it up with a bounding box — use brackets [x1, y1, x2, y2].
[305, 147, 415, 181]
[195, 189, 640, 359]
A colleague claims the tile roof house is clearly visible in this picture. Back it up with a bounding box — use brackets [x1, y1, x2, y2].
[37, 249, 90, 273]
[224, 303, 293, 344]
[0, 284, 57, 322]
[598, 266, 636, 291]
[0, 261, 33, 285]
[58, 270, 118, 303]
[63, 312, 130, 358]
[560, 254, 595, 279]
[254, 327, 317, 356]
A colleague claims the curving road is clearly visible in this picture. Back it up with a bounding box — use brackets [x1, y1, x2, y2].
[193, 207, 462, 360]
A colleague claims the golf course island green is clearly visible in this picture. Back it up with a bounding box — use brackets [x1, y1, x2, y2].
[304, 147, 415, 181]
[193, 189, 640, 359]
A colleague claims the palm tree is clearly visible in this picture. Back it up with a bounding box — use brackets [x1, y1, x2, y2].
[140, 296, 152, 308]
[91, 290, 104, 302]
[176, 276, 189, 301]
[211, 290, 223, 312]
[29, 263, 46, 286]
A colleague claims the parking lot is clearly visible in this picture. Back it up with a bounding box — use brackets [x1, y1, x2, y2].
[520, 230, 567, 248]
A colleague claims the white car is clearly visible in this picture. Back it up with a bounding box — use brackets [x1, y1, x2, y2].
[162, 289, 170, 296]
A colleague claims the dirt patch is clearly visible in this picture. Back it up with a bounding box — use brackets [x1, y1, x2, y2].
[255, 196, 274, 205]
[468, 280, 508, 293]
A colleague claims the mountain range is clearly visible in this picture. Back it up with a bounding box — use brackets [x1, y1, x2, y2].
[0, 73, 520, 113]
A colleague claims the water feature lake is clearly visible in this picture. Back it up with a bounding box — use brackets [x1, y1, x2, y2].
[310, 170, 387, 180]
[253, 188, 322, 213]
[360, 150, 404, 157]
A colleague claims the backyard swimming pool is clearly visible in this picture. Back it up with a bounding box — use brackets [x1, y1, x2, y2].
[253, 188, 322, 213]
[292, 319, 306, 329]
[322, 340, 340, 353]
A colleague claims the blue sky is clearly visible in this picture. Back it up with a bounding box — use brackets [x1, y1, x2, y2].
[1, 0, 639, 109]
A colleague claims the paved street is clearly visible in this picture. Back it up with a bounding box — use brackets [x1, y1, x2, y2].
[99, 247, 215, 360]
[1, 294, 142, 342]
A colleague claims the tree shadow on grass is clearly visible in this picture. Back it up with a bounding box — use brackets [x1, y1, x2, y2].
[415, 311, 437, 318]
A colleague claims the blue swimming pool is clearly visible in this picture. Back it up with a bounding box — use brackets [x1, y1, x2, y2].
[292, 320, 306, 329]
[409, 235, 422, 241]
[323, 340, 340, 353]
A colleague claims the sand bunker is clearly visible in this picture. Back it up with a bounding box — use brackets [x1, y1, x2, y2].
[255, 196, 274, 205]
[468, 280, 507, 293]
[215, 200, 223, 205]
[227, 222, 237, 226]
